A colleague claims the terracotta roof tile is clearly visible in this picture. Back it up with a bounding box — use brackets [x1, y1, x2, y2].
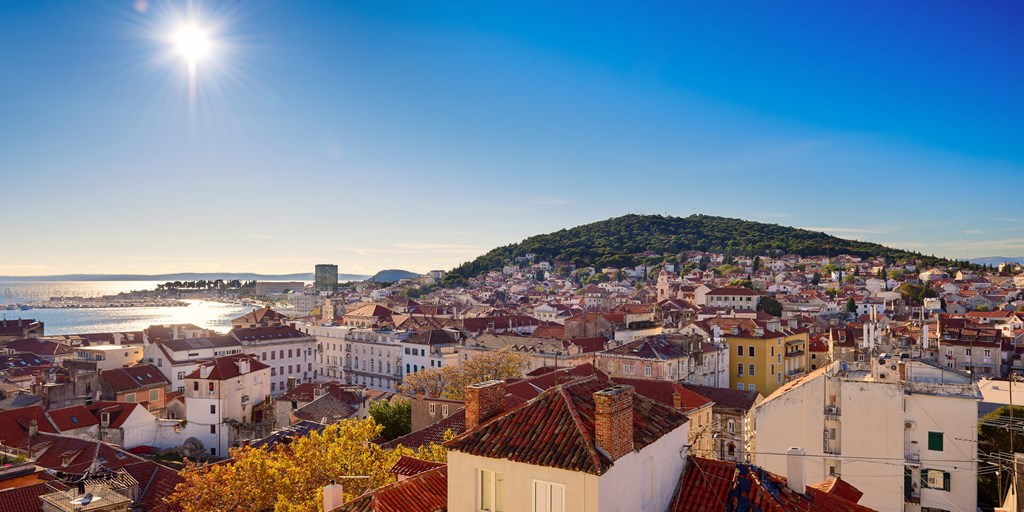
[445, 376, 687, 475]
[334, 465, 447, 512]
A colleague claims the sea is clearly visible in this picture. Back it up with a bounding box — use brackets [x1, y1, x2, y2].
[0, 281, 256, 335]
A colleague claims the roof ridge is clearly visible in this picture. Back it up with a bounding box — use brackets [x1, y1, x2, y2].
[556, 384, 603, 473]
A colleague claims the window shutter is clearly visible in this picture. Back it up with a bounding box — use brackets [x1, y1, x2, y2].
[550, 484, 564, 512]
[943, 471, 951, 491]
[534, 481, 549, 512]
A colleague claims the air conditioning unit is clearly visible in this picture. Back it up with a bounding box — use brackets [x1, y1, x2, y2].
[926, 470, 943, 488]
[879, 373, 887, 380]
[890, 364, 898, 371]
[905, 421, 916, 429]
[825, 406, 838, 415]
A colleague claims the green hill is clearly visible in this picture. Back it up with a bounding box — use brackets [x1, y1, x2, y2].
[368, 269, 421, 283]
[447, 214, 970, 280]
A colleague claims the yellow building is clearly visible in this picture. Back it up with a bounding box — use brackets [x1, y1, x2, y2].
[690, 318, 808, 396]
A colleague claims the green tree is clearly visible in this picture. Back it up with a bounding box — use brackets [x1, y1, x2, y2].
[810, 273, 821, 286]
[978, 406, 1024, 506]
[369, 399, 412, 440]
[975, 305, 992, 312]
[752, 256, 761, 272]
[845, 297, 857, 314]
[727, 279, 753, 289]
[757, 297, 783, 317]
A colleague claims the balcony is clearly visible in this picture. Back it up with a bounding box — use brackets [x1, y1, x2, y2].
[904, 449, 921, 465]
[904, 490, 921, 504]
[823, 441, 840, 455]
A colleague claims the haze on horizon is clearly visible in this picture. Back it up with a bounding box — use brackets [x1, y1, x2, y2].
[1, 1, 1022, 276]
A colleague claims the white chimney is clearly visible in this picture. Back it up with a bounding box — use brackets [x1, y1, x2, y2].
[862, 324, 869, 349]
[922, 324, 930, 350]
[786, 447, 806, 494]
[323, 482, 345, 511]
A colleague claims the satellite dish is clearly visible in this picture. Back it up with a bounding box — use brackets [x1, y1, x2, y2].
[71, 493, 101, 505]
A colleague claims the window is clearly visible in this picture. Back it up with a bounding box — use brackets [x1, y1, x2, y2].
[478, 469, 504, 512]
[429, 403, 436, 415]
[210, 425, 216, 434]
[208, 382, 214, 392]
[210, 404, 216, 414]
[748, 346, 755, 357]
[965, 349, 972, 356]
[778, 354, 782, 364]
[442, 404, 449, 416]
[748, 383, 756, 392]
[149, 389, 159, 402]
[124, 393, 136, 403]
[737, 346, 743, 356]
[985, 349, 992, 357]
[271, 351, 276, 360]
[644, 365, 652, 377]
[406, 363, 411, 374]
[737, 384, 745, 390]
[737, 364, 744, 376]
[405, 347, 410, 355]
[921, 469, 950, 491]
[727, 419, 735, 434]
[748, 364, 755, 376]
[945, 348, 953, 356]
[193, 382, 199, 391]
[778, 373, 783, 384]
[533, 480, 564, 512]
[770, 346, 774, 357]
[928, 431, 944, 451]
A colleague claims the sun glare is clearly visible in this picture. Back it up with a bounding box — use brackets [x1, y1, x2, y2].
[174, 25, 210, 62]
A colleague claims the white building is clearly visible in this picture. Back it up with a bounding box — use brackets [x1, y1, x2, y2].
[74, 344, 144, 371]
[233, 325, 318, 395]
[182, 353, 271, 457]
[299, 324, 407, 392]
[446, 378, 690, 512]
[754, 357, 979, 512]
[143, 335, 243, 394]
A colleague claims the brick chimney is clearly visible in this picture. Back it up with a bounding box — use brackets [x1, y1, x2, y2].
[465, 380, 506, 430]
[672, 390, 682, 410]
[594, 385, 634, 460]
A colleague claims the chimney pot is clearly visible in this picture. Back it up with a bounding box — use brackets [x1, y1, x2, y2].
[323, 482, 345, 512]
[464, 380, 506, 430]
[786, 447, 806, 494]
[594, 385, 634, 461]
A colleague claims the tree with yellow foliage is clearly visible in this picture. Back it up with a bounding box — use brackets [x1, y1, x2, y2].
[398, 347, 528, 400]
[168, 418, 446, 512]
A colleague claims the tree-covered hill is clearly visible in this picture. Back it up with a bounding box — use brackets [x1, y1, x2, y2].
[447, 214, 970, 280]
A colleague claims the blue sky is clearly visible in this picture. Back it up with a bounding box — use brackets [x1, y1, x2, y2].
[1, 1, 1022, 275]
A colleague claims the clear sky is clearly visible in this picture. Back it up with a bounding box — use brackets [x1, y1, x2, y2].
[2, 1, 1022, 276]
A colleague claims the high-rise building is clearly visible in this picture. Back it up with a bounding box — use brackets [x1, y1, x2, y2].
[314, 264, 338, 292]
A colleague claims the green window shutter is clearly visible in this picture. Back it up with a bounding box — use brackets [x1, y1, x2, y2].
[920, 468, 929, 488]
[943, 471, 951, 491]
[928, 431, 944, 451]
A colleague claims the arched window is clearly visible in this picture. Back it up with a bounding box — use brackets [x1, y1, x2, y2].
[727, 443, 736, 458]
[413, 365, 418, 373]
[406, 363, 410, 374]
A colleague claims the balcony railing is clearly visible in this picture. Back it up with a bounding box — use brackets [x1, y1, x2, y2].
[904, 450, 920, 465]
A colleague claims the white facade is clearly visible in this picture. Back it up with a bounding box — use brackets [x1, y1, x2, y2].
[754, 358, 979, 512]
[300, 324, 407, 391]
[75, 344, 144, 371]
[447, 423, 688, 512]
[144, 337, 243, 394]
[183, 356, 270, 457]
[237, 330, 318, 396]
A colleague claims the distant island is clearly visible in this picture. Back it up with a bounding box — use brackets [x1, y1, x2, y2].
[368, 269, 421, 283]
[969, 256, 1024, 266]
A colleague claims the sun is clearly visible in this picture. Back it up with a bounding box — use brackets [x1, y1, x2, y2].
[173, 24, 210, 63]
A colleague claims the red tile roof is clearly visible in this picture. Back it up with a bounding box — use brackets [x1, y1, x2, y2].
[101, 364, 169, 392]
[86, 402, 144, 429]
[184, 353, 268, 380]
[46, 405, 100, 432]
[3, 338, 74, 357]
[445, 376, 687, 475]
[334, 466, 447, 512]
[671, 457, 875, 512]
[0, 483, 63, 512]
[611, 377, 712, 412]
[0, 406, 58, 448]
[388, 456, 445, 477]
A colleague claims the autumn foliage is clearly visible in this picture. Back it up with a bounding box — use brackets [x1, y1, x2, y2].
[397, 347, 528, 400]
[167, 418, 446, 512]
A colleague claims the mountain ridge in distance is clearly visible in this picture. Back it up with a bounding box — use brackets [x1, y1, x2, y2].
[0, 272, 370, 282]
[968, 256, 1024, 266]
[448, 213, 977, 279]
